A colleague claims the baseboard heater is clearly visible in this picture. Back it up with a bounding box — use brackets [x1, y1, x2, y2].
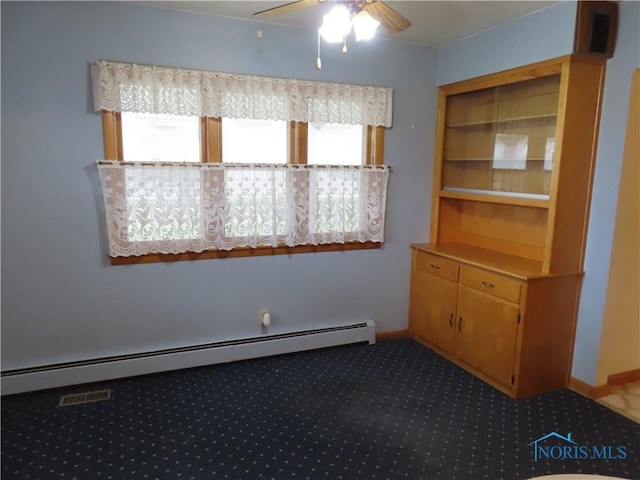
[1, 320, 375, 396]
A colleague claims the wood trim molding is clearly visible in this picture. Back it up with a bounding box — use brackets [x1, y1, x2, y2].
[569, 376, 610, 398]
[373, 126, 385, 166]
[110, 241, 382, 265]
[101, 111, 122, 160]
[607, 368, 640, 386]
[204, 117, 222, 163]
[376, 329, 410, 342]
[570, 369, 640, 399]
[290, 121, 309, 164]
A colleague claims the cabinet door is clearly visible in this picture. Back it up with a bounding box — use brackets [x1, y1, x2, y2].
[454, 285, 519, 387]
[409, 269, 457, 354]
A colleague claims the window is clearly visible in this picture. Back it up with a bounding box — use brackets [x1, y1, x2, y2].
[93, 61, 392, 263]
[121, 112, 201, 162]
[307, 122, 364, 166]
[221, 118, 287, 164]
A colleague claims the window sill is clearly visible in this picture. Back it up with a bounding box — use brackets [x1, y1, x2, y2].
[110, 242, 382, 265]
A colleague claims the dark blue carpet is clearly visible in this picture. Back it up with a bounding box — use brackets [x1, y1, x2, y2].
[2, 339, 639, 479]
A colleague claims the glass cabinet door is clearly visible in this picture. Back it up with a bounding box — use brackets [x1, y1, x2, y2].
[442, 74, 560, 198]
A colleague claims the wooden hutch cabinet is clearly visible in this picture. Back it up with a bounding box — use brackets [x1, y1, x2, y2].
[409, 55, 606, 398]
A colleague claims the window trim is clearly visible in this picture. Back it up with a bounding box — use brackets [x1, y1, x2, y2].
[100, 111, 385, 264]
[110, 241, 382, 265]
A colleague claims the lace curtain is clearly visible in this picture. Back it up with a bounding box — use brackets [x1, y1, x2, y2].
[91, 61, 393, 127]
[97, 162, 390, 257]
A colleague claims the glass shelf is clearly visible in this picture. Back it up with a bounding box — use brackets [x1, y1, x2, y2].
[442, 186, 550, 201]
[447, 113, 557, 129]
[446, 157, 550, 162]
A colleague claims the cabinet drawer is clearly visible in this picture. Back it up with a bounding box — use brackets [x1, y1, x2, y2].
[415, 251, 459, 282]
[460, 266, 521, 303]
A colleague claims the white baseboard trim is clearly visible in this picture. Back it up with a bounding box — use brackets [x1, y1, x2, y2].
[1, 320, 376, 395]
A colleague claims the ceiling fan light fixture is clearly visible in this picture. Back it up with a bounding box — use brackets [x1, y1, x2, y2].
[319, 3, 352, 43]
[352, 10, 380, 41]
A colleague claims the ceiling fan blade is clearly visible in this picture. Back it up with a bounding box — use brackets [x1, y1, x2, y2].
[253, 0, 321, 17]
[363, 1, 411, 33]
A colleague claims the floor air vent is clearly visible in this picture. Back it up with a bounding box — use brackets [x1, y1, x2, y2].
[58, 389, 111, 407]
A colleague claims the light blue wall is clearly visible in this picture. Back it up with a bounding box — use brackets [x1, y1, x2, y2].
[1, 2, 437, 369]
[437, 0, 640, 384]
[571, 0, 640, 384]
[436, 1, 577, 85]
[5, 1, 636, 384]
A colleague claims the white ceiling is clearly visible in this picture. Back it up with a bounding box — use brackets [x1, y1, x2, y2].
[139, 1, 560, 47]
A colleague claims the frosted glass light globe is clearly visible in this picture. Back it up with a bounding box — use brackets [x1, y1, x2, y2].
[352, 10, 380, 41]
[319, 4, 352, 43]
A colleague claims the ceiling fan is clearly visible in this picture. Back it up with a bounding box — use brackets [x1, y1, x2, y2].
[253, 0, 412, 35]
[254, 1, 411, 69]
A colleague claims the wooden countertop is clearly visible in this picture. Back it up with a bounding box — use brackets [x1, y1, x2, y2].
[411, 243, 582, 280]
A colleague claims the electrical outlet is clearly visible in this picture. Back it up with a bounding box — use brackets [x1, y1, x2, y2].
[259, 309, 269, 323]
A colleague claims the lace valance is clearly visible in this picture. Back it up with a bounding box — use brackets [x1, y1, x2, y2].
[91, 61, 393, 127]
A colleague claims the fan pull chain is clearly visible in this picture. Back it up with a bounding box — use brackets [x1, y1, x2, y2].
[316, 31, 322, 70]
[342, 36, 348, 53]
